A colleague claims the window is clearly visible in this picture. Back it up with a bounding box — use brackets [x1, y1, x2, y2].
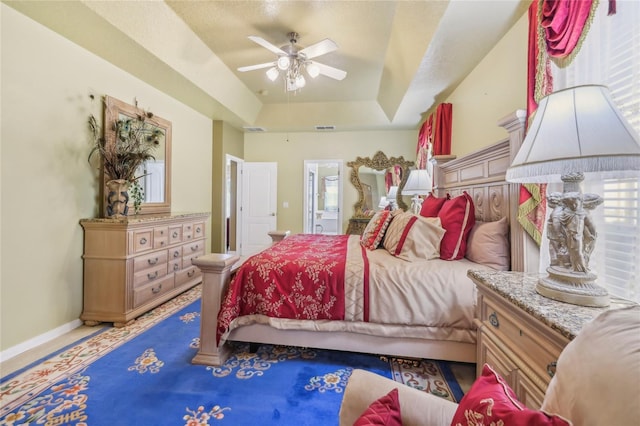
[323, 176, 339, 212]
[551, 1, 640, 303]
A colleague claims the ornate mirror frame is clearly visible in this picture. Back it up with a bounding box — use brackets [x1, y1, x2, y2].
[102, 96, 172, 215]
[347, 151, 414, 218]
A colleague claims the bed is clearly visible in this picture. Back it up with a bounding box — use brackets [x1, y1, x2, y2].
[193, 111, 528, 366]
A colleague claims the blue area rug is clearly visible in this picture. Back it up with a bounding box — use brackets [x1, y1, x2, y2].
[1, 286, 465, 425]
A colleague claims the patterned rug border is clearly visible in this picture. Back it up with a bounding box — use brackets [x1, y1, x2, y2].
[0, 285, 202, 415]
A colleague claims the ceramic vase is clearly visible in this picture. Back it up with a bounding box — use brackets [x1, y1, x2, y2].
[105, 179, 130, 218]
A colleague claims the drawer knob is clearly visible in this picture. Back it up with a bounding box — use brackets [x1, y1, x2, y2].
[174, 264, 179, 271]
[188, 270, 195, 277]
[173, 231, 179, 238]
[191, 245, 199, 252]
[547, 361, 557, 378]
[196, 227, 202, 234]
[147, 257, 159, 265]
[147, 271, 159, 280]
[489, 312, 500, 328]
[152, 284, 162, 294]
[173, 251, 180, 258]
[140, 237, 148, 245]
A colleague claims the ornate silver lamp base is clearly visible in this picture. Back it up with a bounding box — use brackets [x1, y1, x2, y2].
[410, 196, 423, 215]
[537, 266, 609, 307]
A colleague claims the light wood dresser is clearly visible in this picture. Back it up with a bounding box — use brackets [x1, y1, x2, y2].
[468, 270, 617, 410]
[80, 212, 209, 327]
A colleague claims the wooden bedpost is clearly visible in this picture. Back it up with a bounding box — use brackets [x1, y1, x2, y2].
[191, 253, 240, 366]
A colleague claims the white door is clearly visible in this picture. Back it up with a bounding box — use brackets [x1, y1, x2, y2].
[303, 160, 343, 235]
[241, 162, 277, 256]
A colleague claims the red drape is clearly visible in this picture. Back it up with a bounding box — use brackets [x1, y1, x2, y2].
[540, 0, 594, 58]
[416, 116, 433, 169]
[433, 103, 452, 156]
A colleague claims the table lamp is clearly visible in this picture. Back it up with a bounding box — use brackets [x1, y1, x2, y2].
[506, 85, 640, 307]
[387, 186, 398, 210]
[401, 169, 433, 214]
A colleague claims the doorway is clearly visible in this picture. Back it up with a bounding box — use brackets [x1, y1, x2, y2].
[303, 160, 343, 235]
[225, 155, 243, 254]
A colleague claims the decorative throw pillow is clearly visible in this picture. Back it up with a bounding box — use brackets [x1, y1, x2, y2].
[465, 217, 510, 270]
[420, 194, 449, 217]
[353, 388, 402, 426]
[382, 212, 445, 261]
[360, 210, 393, 250]
[450, 364, 571, 426]
[438, 192, 475, 260]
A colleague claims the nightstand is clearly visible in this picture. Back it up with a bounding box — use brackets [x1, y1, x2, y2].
[468, 270, 615, 409]
[346, 217, 370, 235]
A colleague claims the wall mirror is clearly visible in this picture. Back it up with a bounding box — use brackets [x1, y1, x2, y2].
[102, 96, 172, 215]
[347, 151, 414, 217]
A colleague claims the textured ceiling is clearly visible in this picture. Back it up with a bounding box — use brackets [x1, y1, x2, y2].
[6, 0, 529, 133]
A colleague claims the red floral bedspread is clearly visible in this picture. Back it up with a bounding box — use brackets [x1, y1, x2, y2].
[217, 234, 368, 343]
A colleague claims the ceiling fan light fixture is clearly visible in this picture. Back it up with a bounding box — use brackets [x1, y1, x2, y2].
[306, 63, 320, 78]
[266, 67, 279, 81]
[295, 74, 306, 88]
[277, 56, 290, 70]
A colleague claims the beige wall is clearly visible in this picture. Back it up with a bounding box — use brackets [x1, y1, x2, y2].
[0, 4, 529, 356]
[244, 130, 418, 234]
[0, 5, 213, 352]
[446, 13, 528, 157]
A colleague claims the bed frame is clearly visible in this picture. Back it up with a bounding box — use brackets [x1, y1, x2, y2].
[192, 110, 529, 366]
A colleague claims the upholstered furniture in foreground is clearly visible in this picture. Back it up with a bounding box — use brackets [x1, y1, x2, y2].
[339, 304, 640, 425]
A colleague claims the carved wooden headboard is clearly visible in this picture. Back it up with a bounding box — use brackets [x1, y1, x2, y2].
[431, 110, 534, 272]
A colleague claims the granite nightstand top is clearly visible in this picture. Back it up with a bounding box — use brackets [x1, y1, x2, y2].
[467, 270, 634, 340]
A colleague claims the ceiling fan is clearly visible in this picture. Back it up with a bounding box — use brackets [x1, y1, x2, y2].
[238, 32, 347, 92]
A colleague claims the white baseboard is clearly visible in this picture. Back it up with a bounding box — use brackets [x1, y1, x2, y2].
[0, 319, 83, 363]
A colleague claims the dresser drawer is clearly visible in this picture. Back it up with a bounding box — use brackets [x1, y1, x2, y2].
[183, 223, 194, 241]
[133, 263, 168, 287]
[169, 246, 183, 262]
[169, 225, 182, 245]
[193, 222, 205, 240]
[154, 226, 169, 249]
[479, 295, 563, 385]
[132, 228, 153, 253]
[168, 258, 182, 274]
[176, 265, 201, 287]
[133, 275, 174, 307]
[183, 246, 205, 267]
[133, 250, 168, 273]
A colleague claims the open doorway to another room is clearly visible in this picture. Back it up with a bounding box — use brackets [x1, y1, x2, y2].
[303, 160, 343, 235]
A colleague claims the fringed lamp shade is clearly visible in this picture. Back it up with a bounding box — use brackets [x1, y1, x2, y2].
[506, 85, 640, 183]
[506, 85, 640, 307]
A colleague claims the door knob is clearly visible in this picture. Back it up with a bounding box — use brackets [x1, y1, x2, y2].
[271, 212, 276, 216]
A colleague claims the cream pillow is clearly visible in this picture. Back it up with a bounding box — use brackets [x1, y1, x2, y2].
[465, 217, 510, 271]
[541, 305, 640, 425]
[382, 212, 445, 261]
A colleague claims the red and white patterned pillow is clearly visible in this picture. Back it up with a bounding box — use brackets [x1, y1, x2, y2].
[360, 210, 394, 250]
[438, 192, 475, 260]
[451, 364, 570, 426]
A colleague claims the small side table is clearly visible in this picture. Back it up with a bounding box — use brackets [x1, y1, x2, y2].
[468, 270, 618, 409]
[346, 218, 370, 235]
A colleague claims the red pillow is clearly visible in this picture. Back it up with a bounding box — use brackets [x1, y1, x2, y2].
[419, 194, 449, 217]
[450, 364, 570, 426]
[438, 192, 475, 260]
[354, 388, 402, 426]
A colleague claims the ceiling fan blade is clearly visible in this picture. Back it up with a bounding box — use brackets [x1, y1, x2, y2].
[248, 35, 287, 55]
[237, 62, 275, 72]
[311, 61, 347, 81]
[299, 38, 338, 59]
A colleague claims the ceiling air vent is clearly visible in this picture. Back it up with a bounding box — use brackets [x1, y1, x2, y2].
[243, 126, 266, 132]
[315, 125, 336, 131]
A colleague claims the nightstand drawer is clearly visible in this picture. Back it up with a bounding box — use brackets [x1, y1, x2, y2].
[480, 296, 563, 383]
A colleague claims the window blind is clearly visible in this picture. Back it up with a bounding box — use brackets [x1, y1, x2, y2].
[551, 1, 640, 303]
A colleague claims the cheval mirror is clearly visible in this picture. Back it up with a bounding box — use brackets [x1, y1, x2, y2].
[102, 96, 172, 216]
